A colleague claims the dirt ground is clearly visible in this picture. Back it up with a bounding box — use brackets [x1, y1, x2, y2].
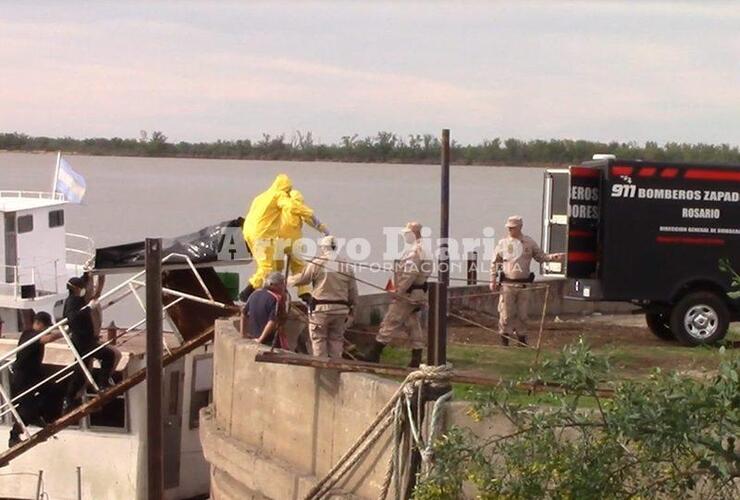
[447, 310, 671, 349]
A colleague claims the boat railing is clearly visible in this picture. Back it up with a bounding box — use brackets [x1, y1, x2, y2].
[0, 191, 65, 201]
[0, 252, 231, 441]
[1, 260, 67, 300]
[66, 233, 96, 270]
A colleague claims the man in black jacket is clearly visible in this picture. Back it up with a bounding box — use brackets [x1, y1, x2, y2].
[62, 276, 118, 412]
[9, 311, 59, 446]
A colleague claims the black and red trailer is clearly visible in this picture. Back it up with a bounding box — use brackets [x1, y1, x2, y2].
[542, 156, 740, 345]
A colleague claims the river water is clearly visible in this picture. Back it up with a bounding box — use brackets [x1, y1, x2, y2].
[0, 152, 545, 323]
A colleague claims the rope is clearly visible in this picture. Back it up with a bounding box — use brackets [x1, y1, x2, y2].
[447, 311, 533, 349]
[305, 364, 454, 500]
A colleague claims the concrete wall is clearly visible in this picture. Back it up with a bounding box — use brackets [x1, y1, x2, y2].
[353, 278, 637, 326]
[201, 319, 402, 499]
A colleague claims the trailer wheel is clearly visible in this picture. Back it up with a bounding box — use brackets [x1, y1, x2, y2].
[645, 312, 675, 341]
[669, 292, 729, 346]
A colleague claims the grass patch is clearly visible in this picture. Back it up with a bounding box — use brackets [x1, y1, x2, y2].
[379, 338, 738, 403]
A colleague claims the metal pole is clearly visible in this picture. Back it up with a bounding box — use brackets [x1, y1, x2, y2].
[57, 325, 99, 392]
[76, 466, 81, 500]
[35, 470, 43, 500]
[437, 129, 450, 365]
[466, 251, 478, 285]
[0, 383, 29, 440]
[145, 238, 164, 500]
[51, 151, 61, 194]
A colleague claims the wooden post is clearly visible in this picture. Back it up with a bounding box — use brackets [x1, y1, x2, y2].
[437, 129, 450, 365]
[426, 282, 439, 366]
[145, 238, 164, 500]
[76, 466, 81, 500]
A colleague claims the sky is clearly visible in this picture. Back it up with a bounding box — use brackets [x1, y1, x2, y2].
[1, 1, 738, 145]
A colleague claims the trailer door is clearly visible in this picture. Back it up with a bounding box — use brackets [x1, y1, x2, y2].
[541, 169, 570, 277]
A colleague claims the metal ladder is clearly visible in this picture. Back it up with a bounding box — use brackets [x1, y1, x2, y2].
[0, 253, 233, 466]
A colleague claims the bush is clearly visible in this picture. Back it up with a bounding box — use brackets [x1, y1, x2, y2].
[414, 340, 739, 499]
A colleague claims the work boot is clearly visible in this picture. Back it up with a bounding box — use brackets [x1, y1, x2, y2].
[62, 397, 81, 414]
[517, 334, 528, 346]
[238, 283, 255, 303]
[8, 426, 21, 447]
[361, 340, 386, 363]
[500, 334, 510, 347]
[408, 349, 423, 368]
[96, 375, 115, 391]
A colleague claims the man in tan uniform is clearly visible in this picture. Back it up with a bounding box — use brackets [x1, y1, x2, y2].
[288, 235, 358, 358]
[364, 222, 431, 367]
[491, 215, 564, 346]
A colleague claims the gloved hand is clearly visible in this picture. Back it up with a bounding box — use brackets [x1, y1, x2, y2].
[345, 313, 354, 328]
[318, 223, 330, 236]
[299, 293, 313, 306]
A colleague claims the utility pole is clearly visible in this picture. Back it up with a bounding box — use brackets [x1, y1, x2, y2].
[437, 128, 450, 365]
[145, 238, 164, 500]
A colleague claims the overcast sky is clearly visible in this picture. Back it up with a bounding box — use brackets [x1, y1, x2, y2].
[1, 1, 738, 145]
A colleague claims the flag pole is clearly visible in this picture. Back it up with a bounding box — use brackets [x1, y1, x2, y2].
[51, 151, 61, 198]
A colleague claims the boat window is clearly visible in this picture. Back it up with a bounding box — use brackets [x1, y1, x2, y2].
[48, 210, 65, 228]
[89, 372, 127, 431]
[17, 215, 33, 234]
[189, 355, 213, 429]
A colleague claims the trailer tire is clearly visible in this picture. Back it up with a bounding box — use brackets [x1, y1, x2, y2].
[645, 312, 675, 341]
[669, 292, 729, 346]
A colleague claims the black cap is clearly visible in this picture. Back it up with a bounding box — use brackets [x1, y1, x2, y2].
[33, 311, 53, 328]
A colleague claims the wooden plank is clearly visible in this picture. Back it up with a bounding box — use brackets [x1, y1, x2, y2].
[254, 351, 615, 397]
[0, 326, 215, 467]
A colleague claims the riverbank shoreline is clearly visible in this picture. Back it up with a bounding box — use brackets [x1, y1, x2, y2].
[0, 149, 564, 168]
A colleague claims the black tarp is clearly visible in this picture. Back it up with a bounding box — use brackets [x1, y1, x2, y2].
[94, 217, 246, 270]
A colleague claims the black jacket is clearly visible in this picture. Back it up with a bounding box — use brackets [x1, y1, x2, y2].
[63, 295, 95, 347]
[13, 329, 44, 378]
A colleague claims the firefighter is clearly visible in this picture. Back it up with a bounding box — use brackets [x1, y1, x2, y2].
[363, 222, 431, 367]
[491, 215, 564, 346]
[240, 174, 293, 301]
[279, 189, 330, 298]
[288, 235, 357, 358]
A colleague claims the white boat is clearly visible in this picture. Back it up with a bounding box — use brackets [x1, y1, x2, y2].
[0, 189, 232, 499]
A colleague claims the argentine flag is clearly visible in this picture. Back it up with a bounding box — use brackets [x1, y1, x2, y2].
[55, 156, 86, 203]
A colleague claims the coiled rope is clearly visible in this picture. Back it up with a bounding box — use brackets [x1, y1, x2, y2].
[304, 364, 454, 500]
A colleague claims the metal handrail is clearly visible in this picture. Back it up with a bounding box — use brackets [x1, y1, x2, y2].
[0, 260, 66, 300]
[66, 233, 96, 268]
[0, 191, 64, 201]
[0, 252, 231, 437]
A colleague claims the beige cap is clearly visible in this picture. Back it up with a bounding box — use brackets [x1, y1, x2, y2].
[402, 221, 423, 234]
[505, 215, 523, 228]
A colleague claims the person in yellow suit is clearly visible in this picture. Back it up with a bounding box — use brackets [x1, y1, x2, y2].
[278, 189, 330, 298]
[240, 174, 293, 300]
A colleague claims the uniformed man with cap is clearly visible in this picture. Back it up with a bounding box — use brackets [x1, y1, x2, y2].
[288, 235, 358, 358]
[364, 222, 431, 367]
[491, 215, 564, 346]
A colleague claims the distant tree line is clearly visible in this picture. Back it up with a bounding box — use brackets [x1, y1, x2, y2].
[2, 130, 740, 165]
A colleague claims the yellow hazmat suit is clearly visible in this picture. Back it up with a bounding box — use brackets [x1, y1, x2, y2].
[242, 174, 292, 288]
[278, 189, 329, 295]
